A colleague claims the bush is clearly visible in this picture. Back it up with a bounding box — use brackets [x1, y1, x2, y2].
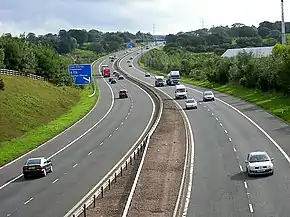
[0, 78, 4, 90]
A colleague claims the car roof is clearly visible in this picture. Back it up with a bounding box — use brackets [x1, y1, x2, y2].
[186, 98, 195, 101]
[204, 91, 213, 94]
[26, 157, 46, 162]
[120, 89, 127, 92]
[249, 151, 268, 156]
[176, 84, 185, 88]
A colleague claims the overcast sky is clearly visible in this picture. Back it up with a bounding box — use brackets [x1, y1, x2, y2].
[0, 0, 288, 36]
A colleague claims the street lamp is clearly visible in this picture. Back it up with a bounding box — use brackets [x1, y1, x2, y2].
[281, 0, 286, 44]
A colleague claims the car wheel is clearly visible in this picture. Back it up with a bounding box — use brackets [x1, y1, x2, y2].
[213, 98, 215, 101]
[23, 174, 29, 179]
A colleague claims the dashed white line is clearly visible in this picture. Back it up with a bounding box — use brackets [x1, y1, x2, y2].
[7, 213, 11, 216]
[115, 127, 119, 131]
[228, 137, 232, 142]
[120, 122, 124, 125]
[249, 203, 254, 213]
[211, 113, 214, 115]
[215, 117, 219, 121]
[203, 105, 206, 108]
[88, 151, 93, 155]
[219, 123, 223, 127]
[244, 181, 248, 189]
[73, 164, 78, 168]
[224, 129, 228, 134]
[125, 116, 128, 119]
[207, 108, 210, 111]
[52, 178, 59, 184]
[100, 142, 104, 146]
[108, 134, 112, 138]
[239, 165, 243, 172]
[24, 197, 33, 205]
[233, 147, 236, 152]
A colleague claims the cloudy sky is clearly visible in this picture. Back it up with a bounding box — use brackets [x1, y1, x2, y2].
[0, 0, 288, 36]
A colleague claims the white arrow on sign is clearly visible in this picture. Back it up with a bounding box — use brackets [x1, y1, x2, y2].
[83, 77, 91, 83]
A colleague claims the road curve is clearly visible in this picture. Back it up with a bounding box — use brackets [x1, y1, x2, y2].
[0, 50, 155, 217]
[121, 49, 290, 217]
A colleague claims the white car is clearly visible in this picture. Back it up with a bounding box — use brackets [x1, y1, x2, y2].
[203, 91, 215, 101]
[185, 99, 197, 109]
[245, 151, 274, 176]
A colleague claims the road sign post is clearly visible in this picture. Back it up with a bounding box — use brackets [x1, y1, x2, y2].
[69, 64, 92, 85]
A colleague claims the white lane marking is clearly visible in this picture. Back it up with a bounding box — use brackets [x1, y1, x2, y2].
[0, 57, 119, 191]
[215, 117, 219, 121]
[100, 142, 103, 146]
[125, 116, 128, 119]
[239, 165, 243, 171]
[121, 122, 124, 125]
[233, 147, 236, 152]
[108, 134, 112, 138]
[229, 137, 232, 142]
[249, 203, 254, 213]
[126, 54, 194, 217]
[64, 54, 156, 217]
[203, 105, 206, 108]
[88, 151, 93, 156]
[211, 113, 214, 116]
[207, 108, 210, 111]
[6, 213, 11, 216]
[115, 127, 119, 131]
[73, 164, 78, 168]
[52, 178, 59, 184]
[224, 129, 228, 134]
[0, 56, 113, 171]
[24, 197, 33, 205]
[219, 123, 223, 127]
[184, 85, 290, 164]
[244, 181, 248, 189]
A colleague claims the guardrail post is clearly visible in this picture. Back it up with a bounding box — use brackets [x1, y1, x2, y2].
[115, 172, 117, 183]
[121, 166, 123, 176]
[137, 147, 140, 156]
[108, 179, 111, 190]
[83, 204, 86, 217]
[134, 152, 136, 160]
[126, 161, 128, 170]
[101, 186, 104, 198]
[93, 195, 96, 208]
[130, 156, 132, 165]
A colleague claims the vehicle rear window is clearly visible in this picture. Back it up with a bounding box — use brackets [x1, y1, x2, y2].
[27, 159, 41, 165]
[187, 99, 195, 103]
[120, 91, 127, 94]
[249, 154, 269, 162]
[204, 92, 213, 95]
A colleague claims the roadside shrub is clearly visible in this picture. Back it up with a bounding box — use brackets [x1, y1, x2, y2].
[0, 78, 4, 90]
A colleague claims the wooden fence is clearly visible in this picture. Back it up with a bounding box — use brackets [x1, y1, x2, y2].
[0, 69, 44, 80]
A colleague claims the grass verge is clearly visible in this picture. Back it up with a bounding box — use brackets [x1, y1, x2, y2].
[139, 62, 290, 124]
[0, 75, 98, 166]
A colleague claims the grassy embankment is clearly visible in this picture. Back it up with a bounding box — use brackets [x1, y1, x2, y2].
[0, 74, 98, 166]
[139, 60, 290, 123]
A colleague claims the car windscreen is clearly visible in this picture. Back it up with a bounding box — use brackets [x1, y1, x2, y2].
[27, 159, 41, 165]
[156, 79, 163, 82]
[187, 99, 195, 103]
[204, 92, 213, 96]
[176, 88, 186, 93]
[120, 91, 127, 94]
[249, 154, 269, 163]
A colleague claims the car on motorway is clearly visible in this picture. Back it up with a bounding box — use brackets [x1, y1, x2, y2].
[129, 64, 133, 67]
[118, 75, 124, 80]
[109, 77, 113, 82]
[127, 60, 130, 63]
[113, 71, 117, 75]
[185, 98, 197, 109]
[175, 84, 187, 99]
[203, 91, 215, 101]
[23, 157, 53, 179]
[119, 89, 128, 98]
[145, 72, 150, 77]
[245, 151, 274, 176]
[110, 78, 117, 84]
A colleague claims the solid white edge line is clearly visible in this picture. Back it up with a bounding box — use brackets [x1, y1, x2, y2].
[239, 165, 243, 171]
[0, 55, 116, 191]
[0, 53, 118, 171]
[52, 178, 59, 184]
[63, 50, 156, 217]
[244, 181, 248, 189]
[24, 197, 33, 205]
[73, 164, 78, 168]
[126, 54, 195, 217]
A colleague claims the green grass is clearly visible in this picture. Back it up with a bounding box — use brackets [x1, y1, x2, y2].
[139, 62, 290, 124]
[0, 75, 98, 166]
[70, 49, 95, 56]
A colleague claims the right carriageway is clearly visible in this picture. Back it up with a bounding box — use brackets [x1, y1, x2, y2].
[121, 49, 290, 217]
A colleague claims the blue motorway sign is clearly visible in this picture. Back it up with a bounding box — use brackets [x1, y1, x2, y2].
[69, 64, 92, 85]
[127, 42, 133, 48]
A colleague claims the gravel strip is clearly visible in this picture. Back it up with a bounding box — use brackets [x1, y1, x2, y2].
[85, 156, 141, 217]
[127, 93, 186, 217]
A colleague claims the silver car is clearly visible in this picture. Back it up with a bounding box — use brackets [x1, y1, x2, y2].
[245, 151, 274, 176]
[203, 91, 215, 101]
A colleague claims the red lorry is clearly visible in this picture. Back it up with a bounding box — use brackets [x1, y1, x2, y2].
[103, 67, 111, 77]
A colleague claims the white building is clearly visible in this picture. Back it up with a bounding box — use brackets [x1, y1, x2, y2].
[221, 46, 274, 58]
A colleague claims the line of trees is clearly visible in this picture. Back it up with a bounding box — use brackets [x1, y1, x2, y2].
[164, 21, 290, 55]
[0, 29, 153, 86]
[141, 43, 290, 94]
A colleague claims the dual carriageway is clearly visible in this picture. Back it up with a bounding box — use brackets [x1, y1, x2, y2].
[0, 47, 290, 217]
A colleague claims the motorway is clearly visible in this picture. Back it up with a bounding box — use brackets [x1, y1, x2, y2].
[0, 50, 155, 217]
[121, 49, 290, 217]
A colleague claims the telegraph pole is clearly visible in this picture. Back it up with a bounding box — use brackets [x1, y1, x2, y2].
[153, 24, 156, 45]
[281, 0, 286, 44]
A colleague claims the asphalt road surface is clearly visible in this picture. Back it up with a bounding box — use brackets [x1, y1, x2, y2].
[120, 49, 290, 217]
[0, 49, 155, 217]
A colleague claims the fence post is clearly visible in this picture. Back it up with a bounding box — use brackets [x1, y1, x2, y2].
[83, 204, 86, 217]
[108, 179, 111, 190]
[115, 172, 117, 183]
[137, 148, 139, 156]
[101, 186, 104, 198]
[93, 195, 96, 208]
[121, 166, 123, 176]
[130, 156, 132, 165]
[134, 151, 136, 160]
[126, 161, 128, 170]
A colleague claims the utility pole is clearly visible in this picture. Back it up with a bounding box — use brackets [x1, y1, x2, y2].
[281, 0, 287, 44]
[153, 24, 156, 45]
[200, 18, 205, 29]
